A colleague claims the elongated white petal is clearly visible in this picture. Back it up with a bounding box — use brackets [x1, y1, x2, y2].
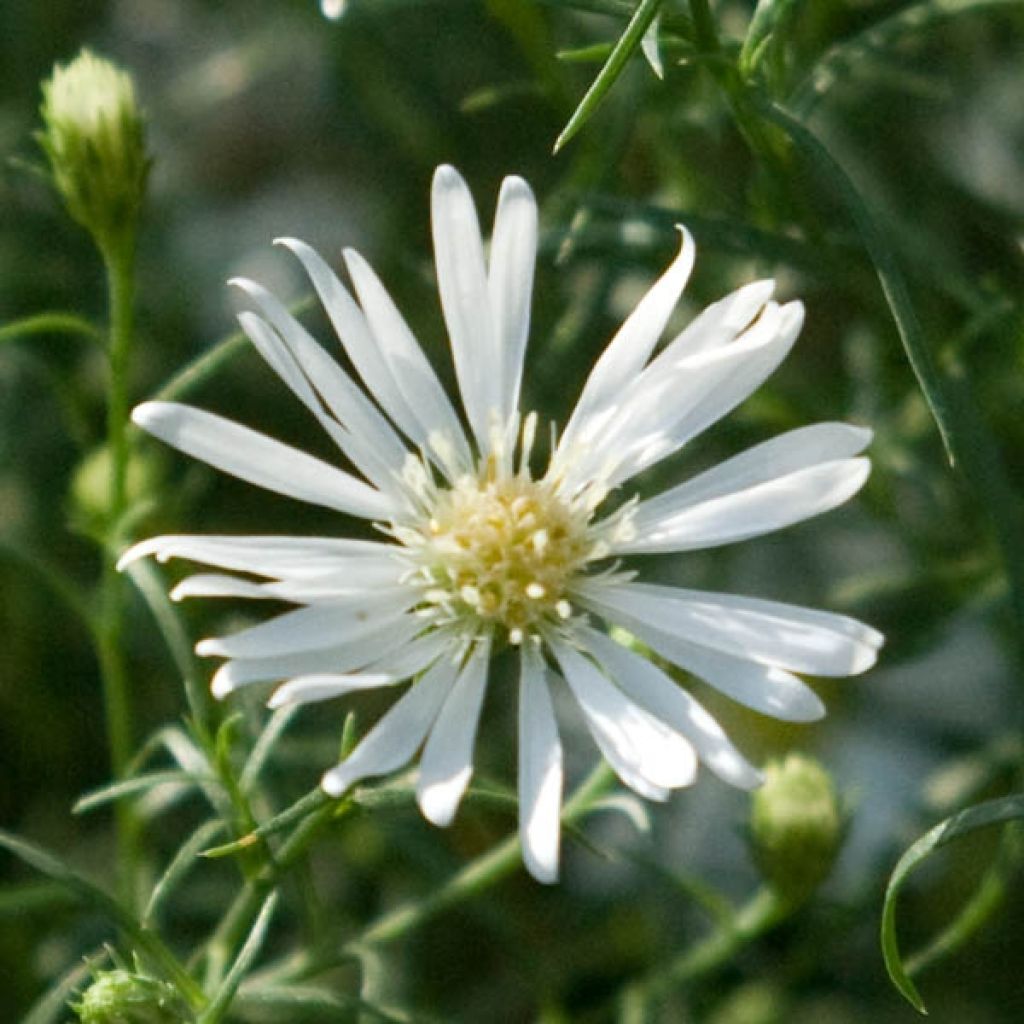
[234, 286, 409, 491]
[586, 605, 825, 721]
[432, 164, 496, 448]
[579, 627, 762, 789]
[171, 574, 283, 601]
[581, 581, 882, 677]
[631, 423, 872, 527]
[363, 629, 452, 678]
[196, 593, 416, 659]
[321, 653, 461, 797]
[343, 248, 472, 473]
[268, 672, 395, 708]
[417, 636, 491, 826]
[518, 644, 563, 884]
[117, 534, 394, 575]
[619, 457, 871, 554]
[647, 278, 774, 366]
[559, 228, 695, 458]
[133, 402, 393, 520]
[550, 638, 697, 793]
[210, 615, 423, 696]
[489, 174, 537, 424]
[604, 302, 805, 486]
[275, 238, 430, 448]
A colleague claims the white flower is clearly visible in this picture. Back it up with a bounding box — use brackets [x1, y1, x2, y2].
[121, 165, 882, 884]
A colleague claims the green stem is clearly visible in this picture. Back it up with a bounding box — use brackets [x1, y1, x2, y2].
[98, 237, 140, 908]
[348, 761, 615, 951]
[635, 886, 790, 1006]
[0, 311, 105, 346]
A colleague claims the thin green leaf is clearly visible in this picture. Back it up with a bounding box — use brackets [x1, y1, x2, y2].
[0, 880, 75, 917]
[22, 949, 109, 1024]
[73, 770, 214, 815]
[0, 311, 105, 347]
[0, 829, 206, 1009]
[201, 787, 332, 859]
[199, 890, 279, 1024]
[761, 101, 958, 463]
[881, 794, 1024, 1013]
[240, 704, 303, 793]
[234, 984, 420, 1023]
[144, 819, 225, 929]
[792, 0, 1024, 117]
[739, 0, 800, 77]
[553, 0, 665, 154]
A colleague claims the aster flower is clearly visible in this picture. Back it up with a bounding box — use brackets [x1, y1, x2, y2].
[121, 165, 882, 883]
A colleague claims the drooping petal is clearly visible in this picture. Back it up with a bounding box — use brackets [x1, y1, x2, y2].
[432, 164, 497, 449]
[132, 402, 393, 520]
[344, 248, 472, 473]
[549, 638, 697, 794]
[618, 458, 871, 554]
[518, 643, 563, 884]
[579, 627, 763, 789]
[321, 652, 462, 797]
[489, 174, 538, 425]
[580, 580, 882, 677]
[417, 636, 491, 826]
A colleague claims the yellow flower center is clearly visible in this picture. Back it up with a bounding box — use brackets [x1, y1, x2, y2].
[409, 472, 592, 641]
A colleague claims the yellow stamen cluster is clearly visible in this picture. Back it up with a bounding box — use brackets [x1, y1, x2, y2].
[410, 472, 592, 641]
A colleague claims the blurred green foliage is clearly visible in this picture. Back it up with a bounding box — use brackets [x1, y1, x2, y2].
[2, 0, 1023, 1020]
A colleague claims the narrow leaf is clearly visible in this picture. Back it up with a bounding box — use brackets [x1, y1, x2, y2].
[73, 770, 212, 815]
[554, 0, 665, 153]
[881, 794, 1024, 1013]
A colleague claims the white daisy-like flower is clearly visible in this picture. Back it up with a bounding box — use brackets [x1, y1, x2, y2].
[121, 166, 882, 884]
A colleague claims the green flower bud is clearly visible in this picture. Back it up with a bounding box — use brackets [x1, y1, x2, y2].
[37, 49, 150, 254]
[72, 969, 189, 1024]
[70, 444, 160, 528]
[749, 754, 843, 905]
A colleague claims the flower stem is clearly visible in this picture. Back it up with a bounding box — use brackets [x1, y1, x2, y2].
[0, 311, 104, 346]
[97, 236, 140, 908]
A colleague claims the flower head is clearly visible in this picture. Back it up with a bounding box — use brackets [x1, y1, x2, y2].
[37, 49, 150, 253]
[122, 166, 882, 883]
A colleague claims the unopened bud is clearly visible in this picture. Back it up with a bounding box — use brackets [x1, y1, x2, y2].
[749, 754, 843, 904]
[37, 49, 150, 253]
[70, 445, 160, 528]
[72, 969, 188, 1024]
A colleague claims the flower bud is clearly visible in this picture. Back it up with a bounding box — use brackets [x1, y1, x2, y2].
[749, 754, 843, 904]
[37, 49, 150, 254]
[70, 444, 160, 529]
[72, 969, 188, 1024]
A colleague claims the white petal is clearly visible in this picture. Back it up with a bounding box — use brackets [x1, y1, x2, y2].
[321, 653, 462, 796]
[171, 574, 283, 601]
[647, 278, 774, 366]
[196, 593, 416, 659]
[518, 644, 563, 884]
[363, 629, 452, 678]
[631, 422, 872, 528]
[268, 672, 396, 708]
[343, 248, 472, 473]
[431, 164, 496, 448]
[549, 638, 697, 793]
[132, 402, 393, 520]
[275, 238, 430, 449]
[117, 534, 395, 576]
[489, 174, 538, 425]
[559, 228, 694, 459]
[641, 14, 664, 78]
[579, 627, 762, 789]
[416, 637, 491, 826]
[620, 457, 871, 554]
[210, 615, 423, 697]
[234, 288, 409, 491]
[581, 581, 882, 677]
